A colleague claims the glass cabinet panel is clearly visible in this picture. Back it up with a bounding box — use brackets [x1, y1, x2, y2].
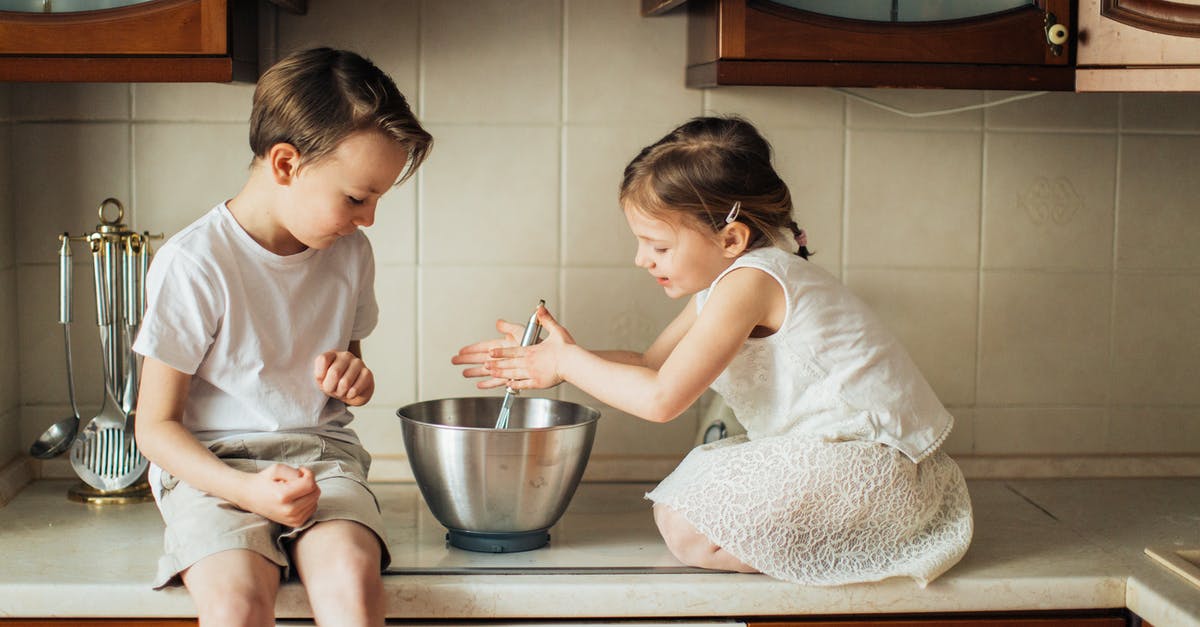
[0, 0, 154, 11]
[767, 0, 1035, 22]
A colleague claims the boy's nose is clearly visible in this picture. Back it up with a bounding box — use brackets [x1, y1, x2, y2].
[634, 249, 652, 269]
[355, 207, 376, 228]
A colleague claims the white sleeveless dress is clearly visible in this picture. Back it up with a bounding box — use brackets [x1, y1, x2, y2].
[645, 247, 973, 587]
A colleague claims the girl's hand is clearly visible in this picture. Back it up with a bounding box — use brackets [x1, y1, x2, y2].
[238, 464, 321, 528]
[486, 305, 576, 391]
[314, 350, 374, 406]
[451, 317, 528, 389]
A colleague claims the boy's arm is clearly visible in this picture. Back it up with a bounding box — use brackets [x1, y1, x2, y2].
[135, 357, 320, 527]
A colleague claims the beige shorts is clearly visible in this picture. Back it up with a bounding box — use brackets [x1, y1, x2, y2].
[153, 433, 389, 589]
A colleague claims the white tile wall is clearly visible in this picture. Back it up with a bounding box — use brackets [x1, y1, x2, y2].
[10, 83, 129, 121]
[11, 123, 131, 265]
[844, 269, 978, 407]
[5, 0, 1200, 478]
[1116, 135, 1200, 270]
[1121, 93, 1200, 132]
[847, 130, 982, 268]
[982, 132, 1116, 270]
[422, 0, 562, 124]
[1, 86, 17, 467]
[978, 270, 1111, 405]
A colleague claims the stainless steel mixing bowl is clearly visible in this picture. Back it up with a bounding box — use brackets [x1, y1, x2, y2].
[397, 396, 599, 552]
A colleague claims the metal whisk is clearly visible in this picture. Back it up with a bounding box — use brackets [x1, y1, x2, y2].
[494, 300, 544, 429]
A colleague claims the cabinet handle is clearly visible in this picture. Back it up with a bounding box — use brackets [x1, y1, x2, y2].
[1047, 23, 1069, 45]
[1044, 12, 1068, 55]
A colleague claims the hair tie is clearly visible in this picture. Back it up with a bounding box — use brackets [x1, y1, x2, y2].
[794, 229, 808, 249]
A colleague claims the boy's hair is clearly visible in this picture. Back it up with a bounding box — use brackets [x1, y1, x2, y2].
[619, 116, 811, 260]
[250, 47, 432, 183]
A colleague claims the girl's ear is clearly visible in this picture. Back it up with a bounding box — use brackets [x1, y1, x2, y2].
[721, 221, 752, 257]
[267, 142, 302, 185]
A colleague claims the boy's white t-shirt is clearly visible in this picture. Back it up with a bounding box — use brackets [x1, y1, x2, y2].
[133, 202, 378, 449]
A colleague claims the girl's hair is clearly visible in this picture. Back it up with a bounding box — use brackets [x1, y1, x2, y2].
[249, 47, 432, 183]
[619, 116, 811, 260]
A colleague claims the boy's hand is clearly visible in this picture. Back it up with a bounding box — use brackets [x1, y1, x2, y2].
[314, 350, 374, 406]
[240, 464, 321, 528]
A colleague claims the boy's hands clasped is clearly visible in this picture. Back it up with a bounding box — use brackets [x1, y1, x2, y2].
[314, 350, 374, 406]
[453, 305, 576, 391]
[240, 464, 321, 528]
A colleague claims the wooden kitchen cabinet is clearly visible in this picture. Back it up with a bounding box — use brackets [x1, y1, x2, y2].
[748, 612, 1129, 626]
[1075, 0, 1200, 91]
[0, 622, 196, 626]
[669, 0, 1075, 90]
[0, 0, 266, 82]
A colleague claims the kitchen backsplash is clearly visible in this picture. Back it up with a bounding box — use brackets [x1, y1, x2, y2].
[1, 82, 17, 473]
[2, 0, 1199, 482]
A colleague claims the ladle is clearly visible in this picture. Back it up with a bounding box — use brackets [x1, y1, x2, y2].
[29, 326, 82, 459]
[494, 300, 544, 429]
[29, 235, 82, 460]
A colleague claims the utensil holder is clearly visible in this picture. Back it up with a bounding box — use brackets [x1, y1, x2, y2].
[56, 198, 162, 504]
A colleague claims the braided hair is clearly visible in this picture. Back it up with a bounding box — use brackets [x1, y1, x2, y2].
[619, 116, 811, 260]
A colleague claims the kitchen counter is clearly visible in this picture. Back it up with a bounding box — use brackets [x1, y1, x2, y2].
[0, 478, 1198, 624]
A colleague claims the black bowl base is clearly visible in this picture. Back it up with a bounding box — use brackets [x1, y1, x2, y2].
[445, 529, 551, 553]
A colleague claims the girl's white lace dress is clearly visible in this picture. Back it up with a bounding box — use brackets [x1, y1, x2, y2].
[646, 247, 973, 587]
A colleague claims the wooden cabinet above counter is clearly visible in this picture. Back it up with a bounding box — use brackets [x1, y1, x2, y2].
[647, 0, 1200, 92]
[663, 0, 1075, 91]
[0, 0, 305, 83]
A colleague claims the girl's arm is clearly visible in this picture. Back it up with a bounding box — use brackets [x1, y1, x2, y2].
[134, 357, 320, 527]
[453, 299, 696, 382]
[494, 268, 780, 423]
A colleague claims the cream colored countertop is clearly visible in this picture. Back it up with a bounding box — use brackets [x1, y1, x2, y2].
[0, 478, 1198, 623]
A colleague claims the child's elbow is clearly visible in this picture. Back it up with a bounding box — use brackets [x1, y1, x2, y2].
[643, 397, 689, 424]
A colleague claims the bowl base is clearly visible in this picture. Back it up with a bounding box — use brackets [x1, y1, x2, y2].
[446, 529, 550, 553]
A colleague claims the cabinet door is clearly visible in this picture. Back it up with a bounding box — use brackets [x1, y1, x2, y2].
[686, 0, 1075, 90]
[0, 0, 258, 82]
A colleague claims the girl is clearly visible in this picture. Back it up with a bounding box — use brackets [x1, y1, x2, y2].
[452, 116, 972, 587]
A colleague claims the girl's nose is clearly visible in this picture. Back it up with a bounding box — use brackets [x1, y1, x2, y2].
[634, 249, 651, 268]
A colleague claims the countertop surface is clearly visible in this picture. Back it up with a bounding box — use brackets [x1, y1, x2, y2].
[1, 478, 1199, 623]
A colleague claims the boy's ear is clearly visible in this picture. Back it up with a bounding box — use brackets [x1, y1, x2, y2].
[721, 222, 752, 257]
[267, 142, 302, 185]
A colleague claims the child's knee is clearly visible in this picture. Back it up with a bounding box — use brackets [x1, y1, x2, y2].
[652, 504, 712, 565]
[184, 559, 278, 625]
[294, 521, 383, 588]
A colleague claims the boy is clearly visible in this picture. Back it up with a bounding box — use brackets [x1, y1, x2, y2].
[134, 47, 432, 627]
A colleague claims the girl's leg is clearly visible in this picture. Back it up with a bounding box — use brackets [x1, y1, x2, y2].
[181, 549, 281, 627]
[653, 503, 759, 573]
[291, 519, 385, 627]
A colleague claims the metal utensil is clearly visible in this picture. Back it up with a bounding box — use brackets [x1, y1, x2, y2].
[69, 236, 147, 491]
[70, 372, 146, 491]
[494, 299, 544, 429]
[29, 235, 82, 459]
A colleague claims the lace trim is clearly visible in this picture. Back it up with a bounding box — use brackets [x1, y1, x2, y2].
[910, 413, 956, 463]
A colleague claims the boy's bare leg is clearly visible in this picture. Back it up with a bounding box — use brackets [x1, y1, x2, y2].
[292, 519, 385, 627]
[181, 549, 281, 627]
[652, 503, 759, 573]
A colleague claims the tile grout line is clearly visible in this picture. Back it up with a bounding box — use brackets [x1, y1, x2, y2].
[1106, 96, 1125, 446]
[974, 118, 987, 455]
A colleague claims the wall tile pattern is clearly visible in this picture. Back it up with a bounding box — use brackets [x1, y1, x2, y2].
[2, 1, 1199, 480]
[1, 83, 18, 468]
